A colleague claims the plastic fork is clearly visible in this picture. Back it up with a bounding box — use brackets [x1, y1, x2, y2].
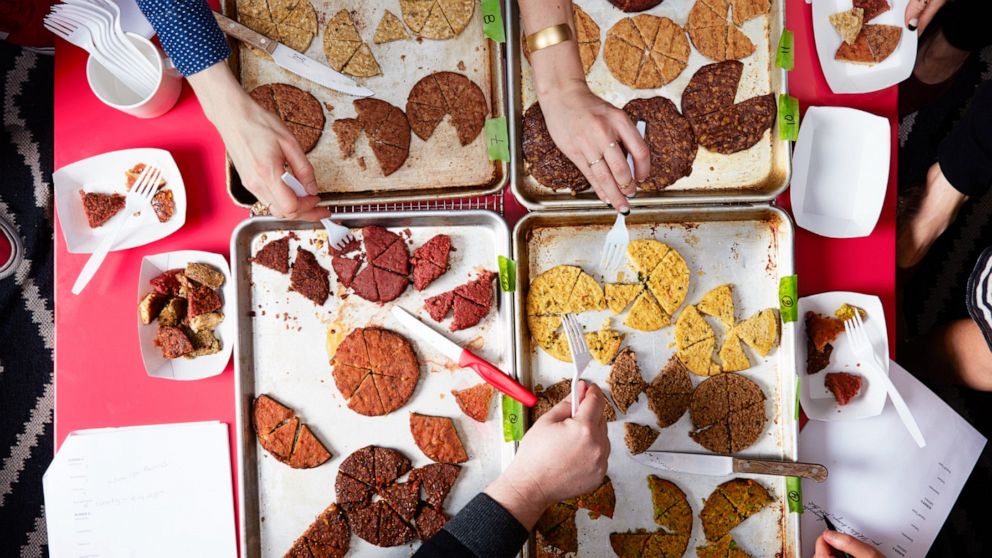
[57, 0, 158, 84]
[70, 0, 159, 82]
[844, 312, 926, 448]
[599, 121, 644, 274]
[72, 165, 162, 295]
[561, 313, 592, 418]
[280, 172, 355, 252]
[44, 13, 151, 97]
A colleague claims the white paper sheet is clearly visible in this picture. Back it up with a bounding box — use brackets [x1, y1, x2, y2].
[44, 422, 237, 558]
[799, 362, 986, 558]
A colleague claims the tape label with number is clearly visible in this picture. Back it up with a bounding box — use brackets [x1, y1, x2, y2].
[498, 255, 516, 293]
[485, 117, 510, 161]
[787, 475, 802, 513]
[776, 29, 795, 70]
[778, 94, 799, 141]
[779, 274, 798, 323]
[481, 0, 506, 43]
[502, 395, 524, 442]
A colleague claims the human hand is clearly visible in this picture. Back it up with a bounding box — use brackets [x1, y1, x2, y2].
[188, 63, 330, 220]
[484, 380, 611, 529]
[813, 530, 886, 558]
[539, 80, 651, 213]
[905, 0, 947, 33]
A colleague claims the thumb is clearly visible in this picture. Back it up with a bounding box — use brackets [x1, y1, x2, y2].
[537, 380, 587, 424]
[905, 0, 924, 30]
[574, 383, 606, 424]
[281, 138, 319, 195]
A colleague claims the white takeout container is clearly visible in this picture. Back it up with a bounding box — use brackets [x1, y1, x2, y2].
[137, 251, 234, 380]
[790, 106, 890, 238]
[86, 32, 181, 119]
[812, 0, 917, 94]
[798, 291, 889, 421]
[54, 148, 186, 254]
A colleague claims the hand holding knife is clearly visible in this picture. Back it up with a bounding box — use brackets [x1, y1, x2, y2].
[390, 307, 537, 407]
[212, 12, 374, 97]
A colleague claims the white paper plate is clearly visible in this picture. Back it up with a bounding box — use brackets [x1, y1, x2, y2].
[54, 148, 187, 254]
[137, 251, 234, 381]
[812, 0, 916, 94]
[790, 106, 889, 238]
[798, 291, 888, 421]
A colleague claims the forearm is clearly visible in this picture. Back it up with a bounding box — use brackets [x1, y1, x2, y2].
[135, 0, 230, 77]
[517, 0, 587, 99]
[186, 62, 252, 127]
[415, 493, 531, 558]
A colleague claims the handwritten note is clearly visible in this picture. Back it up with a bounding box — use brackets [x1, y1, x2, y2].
[799, 362, 986, 558]
[43, 422, 237, 558]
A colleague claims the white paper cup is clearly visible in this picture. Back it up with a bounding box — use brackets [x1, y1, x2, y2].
[85, 32, 182, 119]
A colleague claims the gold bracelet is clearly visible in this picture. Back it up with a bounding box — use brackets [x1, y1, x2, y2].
[525, 23, 573, 53]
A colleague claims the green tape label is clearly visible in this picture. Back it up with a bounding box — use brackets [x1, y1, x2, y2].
[481, 0, 506, 43]
[779, 275, 798, 323]
[502, 395, 524, 442]
[498, 255, 516, 292]
[778, 95, 799, 141]
[776, 29, 795, 71]
[485, 117, 510, 161]
[787, 476, 802, 513]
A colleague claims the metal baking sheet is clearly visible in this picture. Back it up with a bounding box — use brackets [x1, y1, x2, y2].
[231, 210, 517, 558]
[506, 0, 791, 210]
[222, 0, 508, 207]
[512, 206, 799, 557]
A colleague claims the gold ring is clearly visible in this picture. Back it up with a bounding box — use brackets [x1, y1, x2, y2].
[587, 157, 604, 167]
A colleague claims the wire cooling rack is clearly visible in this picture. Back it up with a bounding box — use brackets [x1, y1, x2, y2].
[327, 194, 505, 215]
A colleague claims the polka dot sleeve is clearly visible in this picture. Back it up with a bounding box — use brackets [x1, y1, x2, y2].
[135, 0, 231, 77]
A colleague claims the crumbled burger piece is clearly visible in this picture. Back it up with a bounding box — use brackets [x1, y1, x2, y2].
[452, 383, 496, 422]
[154, 325, 193, 359]
[409, 413, 469, 463]
[608, 347, 648, 414]
[825, 372, 863, 405]
[289, 248, 330, 306]
[185, 262, 225, 289]
[79, 190, 125, 228]
[624, 422, 660, 455]
[138, 291, 168, 325]
[252, 236, 290, 274]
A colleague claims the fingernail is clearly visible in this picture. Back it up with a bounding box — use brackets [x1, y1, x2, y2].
[606, 202, 613, 208]
[620, 207, 630, 216]
[908, 18, 918, 30]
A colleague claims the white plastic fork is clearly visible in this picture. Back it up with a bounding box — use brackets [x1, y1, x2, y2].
[561, 313, 592, 418]
[72, 165, 162, 295]
[844, 312, 926, 448]
[600, 120, 645, 274]
[280, 172, 355, 251]
[44, 13, 151, 98]
[70, 0, 159, 83]
[58, 1, 158, 84]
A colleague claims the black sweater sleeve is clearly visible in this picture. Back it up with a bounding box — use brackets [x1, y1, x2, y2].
[939, 80, 992, 197]
[414, 493, 530, 558]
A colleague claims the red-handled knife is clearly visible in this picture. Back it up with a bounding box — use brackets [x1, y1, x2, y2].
[390, 306, 537, 407]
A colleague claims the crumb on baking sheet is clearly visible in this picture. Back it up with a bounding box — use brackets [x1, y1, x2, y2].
[457, 60, 465, 71]
[357, 157, 367, 171]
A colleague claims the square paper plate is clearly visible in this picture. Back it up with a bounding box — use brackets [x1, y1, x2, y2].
[812, 0, 916, 94]
[137, 251, 234, 380]
[54, 148, 186, 254]
[790, 106, 889, 238]
[798, 291, 888, 421]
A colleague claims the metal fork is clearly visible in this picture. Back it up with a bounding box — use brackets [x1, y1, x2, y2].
[844, 312, 926, 448]
[561, 313, 592, 418]
[72, 165, 162, 295]
[600, 121, 645, 274]
[280, 172, 355, 252]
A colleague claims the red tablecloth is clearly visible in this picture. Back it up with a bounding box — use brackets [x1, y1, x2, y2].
[53, 0, 896, 547]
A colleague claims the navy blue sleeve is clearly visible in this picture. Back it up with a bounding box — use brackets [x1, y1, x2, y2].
[135, 0, 230, 76]
[414, 493, 530, 558]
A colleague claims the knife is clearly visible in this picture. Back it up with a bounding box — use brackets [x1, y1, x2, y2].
[390, 306, 537, 407]
[212, 12, 374, 97]
[633, 451, 828, 482]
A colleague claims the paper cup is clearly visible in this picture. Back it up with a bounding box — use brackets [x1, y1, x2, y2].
[86, 33, 181, 119]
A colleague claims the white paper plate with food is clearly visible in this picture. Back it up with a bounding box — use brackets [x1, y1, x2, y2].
[790, 106, 890, 238]
[54, 148, 186, 254]
[137, 250, 234, 380]
[798, 291, 888, 421]
[812, 0, 916, 94]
